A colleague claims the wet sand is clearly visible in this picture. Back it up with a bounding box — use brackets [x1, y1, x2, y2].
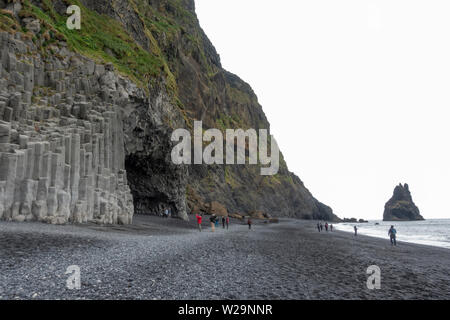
[0, 216, 449, 299]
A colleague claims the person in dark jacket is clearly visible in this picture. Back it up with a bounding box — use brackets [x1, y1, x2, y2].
[222, 216, 226, 229]
[388, 225, 397, 246]
[210, 215, 217, 232]
[248, 218, 252, 230]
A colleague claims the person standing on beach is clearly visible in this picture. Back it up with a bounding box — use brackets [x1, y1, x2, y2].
[196, 213, 203, 232]
[388, 225, 397, 246]
[222, 216, 226, 229]
[210, 214, 217, 232]
[317, 223, 321, 232]
[320, 223, 323, 231]
[354, 225, 358, 236]
[325, 222, 329, 232]
[248, 218, 252, 230]
[226, 216, 230, 229]
[330, 224, 333, 232]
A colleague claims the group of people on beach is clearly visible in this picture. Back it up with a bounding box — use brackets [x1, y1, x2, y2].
[195, 213, 253, 232]
[318, 222, 398, 246]
[353, 224, 398, 246]
[353, 225, 397, 246]
[317, 222, 333, 232]
[195, 213, 229, 232]
[163, 207, 400, 246]
[209, 214, 230, 232]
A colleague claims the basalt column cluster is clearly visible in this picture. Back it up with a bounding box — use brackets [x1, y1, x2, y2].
[0, 31, 134, 224]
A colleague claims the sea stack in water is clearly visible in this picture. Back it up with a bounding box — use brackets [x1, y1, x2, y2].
[383, 183, 424, 221]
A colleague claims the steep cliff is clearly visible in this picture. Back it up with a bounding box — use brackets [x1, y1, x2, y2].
[0, 31, 137, 223]
[0, 0, 340, 222]
[383, 183, 424, 221]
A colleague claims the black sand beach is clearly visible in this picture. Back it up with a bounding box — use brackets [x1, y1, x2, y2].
[0, 216, 449, 300]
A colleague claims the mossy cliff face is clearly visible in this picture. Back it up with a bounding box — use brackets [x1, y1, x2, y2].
[0, 0, 340, 221]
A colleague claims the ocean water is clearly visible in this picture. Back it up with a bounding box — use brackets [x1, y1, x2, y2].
[334, 219, 450, 249]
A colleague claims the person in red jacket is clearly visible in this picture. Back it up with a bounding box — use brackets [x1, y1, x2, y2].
[195, 213, 203, 232]
[226, 216, 230, 229]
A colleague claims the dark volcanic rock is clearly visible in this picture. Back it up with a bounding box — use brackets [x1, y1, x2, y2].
[342, 218, 368, 223]
[383, 184, 424, 221]
[5, 0, 341, 222]
[78, 0, 341, 221]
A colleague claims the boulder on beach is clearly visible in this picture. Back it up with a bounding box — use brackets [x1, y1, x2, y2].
[383, 183, 424, 221]
[342, 217, 368, 223]
[207, 201, 228, 216]
[229, 213, 244, 220]
[248, 211, 271, 220]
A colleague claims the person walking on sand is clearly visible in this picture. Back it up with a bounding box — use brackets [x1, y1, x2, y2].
[222, 216, 226, 229]
[320, 223, 323, 231]
[248, 218, 252, 230]
[388, 225, 397, 246]
[330, 224, 333, 232]
[354, 225, 358, 236]
[196, 213, 203, 232]
[226, 216, 230, 229]
[325, 222, 329, 232]
[317, 223, 321, 232]
[210, 214, 217, 232]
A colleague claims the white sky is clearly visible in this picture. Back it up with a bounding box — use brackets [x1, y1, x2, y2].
[195, 0, 450, 220]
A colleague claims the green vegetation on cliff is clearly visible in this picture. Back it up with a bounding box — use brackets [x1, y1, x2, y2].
[14, 0, 178, 94]
[0, 0, 339, 221]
